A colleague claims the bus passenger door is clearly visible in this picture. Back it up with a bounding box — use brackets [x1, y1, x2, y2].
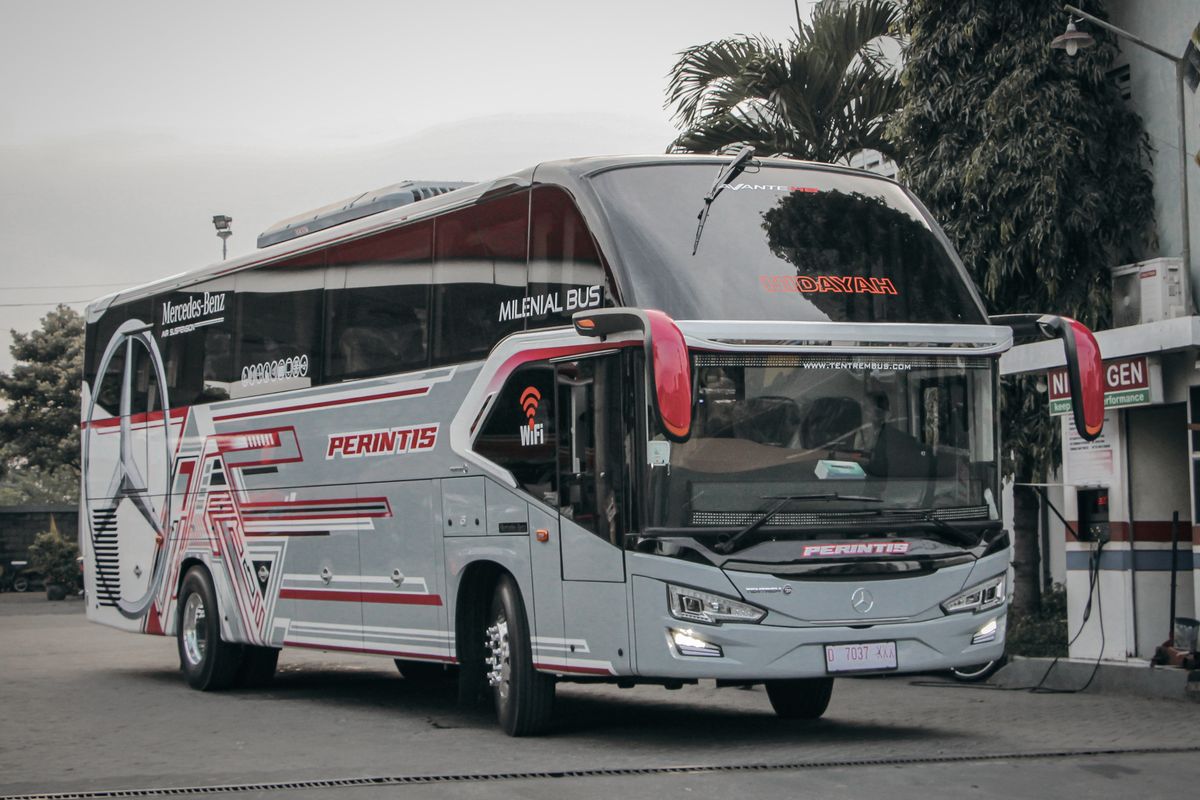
[556, 355, 631, 676]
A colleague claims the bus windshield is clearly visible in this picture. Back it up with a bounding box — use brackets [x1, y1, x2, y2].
[589, 162, 986, 324]
[645, 354, 998, 533]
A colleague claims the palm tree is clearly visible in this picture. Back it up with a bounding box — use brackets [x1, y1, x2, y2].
[665, 0, 902, 163]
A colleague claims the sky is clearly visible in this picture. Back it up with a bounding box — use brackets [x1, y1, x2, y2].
[0, 0, 807, 373]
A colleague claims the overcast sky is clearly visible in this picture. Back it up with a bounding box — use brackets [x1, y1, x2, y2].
[0, 0, 806, 373]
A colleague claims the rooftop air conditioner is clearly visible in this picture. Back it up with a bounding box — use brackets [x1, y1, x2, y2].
[1110, 257, 1190, 327]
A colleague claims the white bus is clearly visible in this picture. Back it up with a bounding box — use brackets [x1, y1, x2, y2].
[81, 154, 1104, 735]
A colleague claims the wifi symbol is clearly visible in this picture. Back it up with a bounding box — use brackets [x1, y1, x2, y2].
[520, 386, 541, 430]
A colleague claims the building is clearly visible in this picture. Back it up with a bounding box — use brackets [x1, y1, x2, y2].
[1003, 1, 1200, 663]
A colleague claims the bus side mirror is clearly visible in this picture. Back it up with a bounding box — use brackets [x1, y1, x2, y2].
[991, 313, 1104, 441]
[573, 307, 692, 442]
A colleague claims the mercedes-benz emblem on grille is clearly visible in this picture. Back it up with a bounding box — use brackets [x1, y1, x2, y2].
[851, 587, 874, 614]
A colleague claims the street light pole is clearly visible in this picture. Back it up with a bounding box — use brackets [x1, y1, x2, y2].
[211, 215, 233, 261]
[1061, 4, 1192, 309]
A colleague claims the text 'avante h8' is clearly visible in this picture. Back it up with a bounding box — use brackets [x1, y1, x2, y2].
[81, 155, 1104, 735]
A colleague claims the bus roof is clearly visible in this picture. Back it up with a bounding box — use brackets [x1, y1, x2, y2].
[85, 155, 903, 322]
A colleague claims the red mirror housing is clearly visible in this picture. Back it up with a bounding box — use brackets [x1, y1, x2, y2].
[573, 307, 693, 442]
[991, 313, 1105, 441]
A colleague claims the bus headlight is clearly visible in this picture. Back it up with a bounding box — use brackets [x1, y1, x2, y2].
[941, 573, 1006, 615]
[667, 584, 765, 625]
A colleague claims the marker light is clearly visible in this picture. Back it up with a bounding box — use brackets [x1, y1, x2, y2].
[670, 628, 723, 658]
[942, 574, 1007, 614]
[972, 618, 999, 645]
[667, 584, 766, 625]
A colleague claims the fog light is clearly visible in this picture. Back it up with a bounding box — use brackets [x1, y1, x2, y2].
[670, 628, 723, 658]
[972, 618, 998, 645]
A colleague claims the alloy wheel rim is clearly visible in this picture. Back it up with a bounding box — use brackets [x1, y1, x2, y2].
[181, 593, 208, 667]
[485, 613, 511, 702]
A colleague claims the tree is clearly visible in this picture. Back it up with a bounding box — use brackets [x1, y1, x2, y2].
[891, 1, 1155, 613]
[0, 305, 85, 485]
[665, 0, 902, 161]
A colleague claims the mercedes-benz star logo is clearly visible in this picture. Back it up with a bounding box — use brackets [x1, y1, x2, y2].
[851, 587, 875, 614]
[84, 319, 173, 620]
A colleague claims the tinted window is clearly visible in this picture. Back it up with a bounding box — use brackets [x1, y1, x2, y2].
[589, 163, 986, 324]
[154, 280, 235, 406]
[94, 338, 125, 418]
[327, 223, 432, 380]
[431, 192, 528, 365]
[234, 252, 324, 398]
[473, 364, 556, 502]
[556, 354, 627, 544]
[527, 186, 609, 329]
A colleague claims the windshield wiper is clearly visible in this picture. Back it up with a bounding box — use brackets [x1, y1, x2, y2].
[877, 509, 983, 547]
[713, 492, 882, 555]
[692, 145, 755, 255]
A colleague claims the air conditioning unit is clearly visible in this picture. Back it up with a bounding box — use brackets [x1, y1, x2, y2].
[1111, 257, 1191, 327]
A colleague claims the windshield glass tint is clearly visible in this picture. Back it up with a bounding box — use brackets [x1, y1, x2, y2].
[589, 163, 985, 324]
[646, 354, 997, 530]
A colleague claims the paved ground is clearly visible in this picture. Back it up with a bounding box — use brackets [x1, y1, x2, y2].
[2, 592, 1198, 799]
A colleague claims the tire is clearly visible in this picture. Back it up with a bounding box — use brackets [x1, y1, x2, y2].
[12, 576, 29, 593]
[395, 659, 457, 683]
[949, 654, 1007, 683]
[236, 645, 280, 688]
[46, 584, 66, 601]
[177, 566, 243, 691]
[485, 575, 554, 736]
[765, 677, 834, 719]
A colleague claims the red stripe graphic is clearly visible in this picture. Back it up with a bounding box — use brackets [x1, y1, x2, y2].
[213, 386, 429, 422]
[81, 407, 188, 430]
[280, 588, 442, 606]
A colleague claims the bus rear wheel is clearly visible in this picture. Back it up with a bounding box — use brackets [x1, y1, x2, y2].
[177, 566, 243, 691]
[764, 677, 834, 720]
[484, 575, 554, 736]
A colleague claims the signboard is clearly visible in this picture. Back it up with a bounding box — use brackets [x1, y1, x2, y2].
[1062, 412, 1118, 487]
[1048, 355, 1158, 416]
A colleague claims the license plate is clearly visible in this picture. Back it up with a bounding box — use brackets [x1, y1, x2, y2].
[824, 641, 898, 673]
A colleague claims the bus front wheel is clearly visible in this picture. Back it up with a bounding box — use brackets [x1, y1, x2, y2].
[177, 566, 243, 691]
[764, 677, 834, 720]
[484, 575, 554, 736]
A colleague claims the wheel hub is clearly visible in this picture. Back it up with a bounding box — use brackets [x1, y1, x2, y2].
[181, 593, 208, 667]
[484, 617, 511, 698]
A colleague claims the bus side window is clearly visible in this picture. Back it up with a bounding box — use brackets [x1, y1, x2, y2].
[94, 337, 126, 418]
[431, 192, 528, 365]
[556, 354, 625, 546]
[233, 253, 324, 398]
[153, 281, 236, 407]
[527, 186, 609, 330]
[326, 222, 433, 381]
[473, 364, 556, 504]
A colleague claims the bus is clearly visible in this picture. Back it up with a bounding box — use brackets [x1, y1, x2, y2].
[81, 154, 1104, 736]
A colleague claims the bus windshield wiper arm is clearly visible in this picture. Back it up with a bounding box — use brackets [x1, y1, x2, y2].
[713, 492, 881, 555]
[879, 509, 980, 547]
[692, 145, 755, 255]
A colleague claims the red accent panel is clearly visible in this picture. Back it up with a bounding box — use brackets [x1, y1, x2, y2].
[645, 310, 692, 440]
[144, 604, 164, 635]
[1066, 318, 1104, 438]
[80, 407, 188, 430]
[487, 342, 630, 393]
[213, 386, 429, 422]
[280, 588, 443, 606]
[240, 497, 389, 508]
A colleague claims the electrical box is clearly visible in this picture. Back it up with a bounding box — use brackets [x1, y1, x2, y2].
[1076, 487, 1110, 543]
[1111, 258, 1190, 327]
